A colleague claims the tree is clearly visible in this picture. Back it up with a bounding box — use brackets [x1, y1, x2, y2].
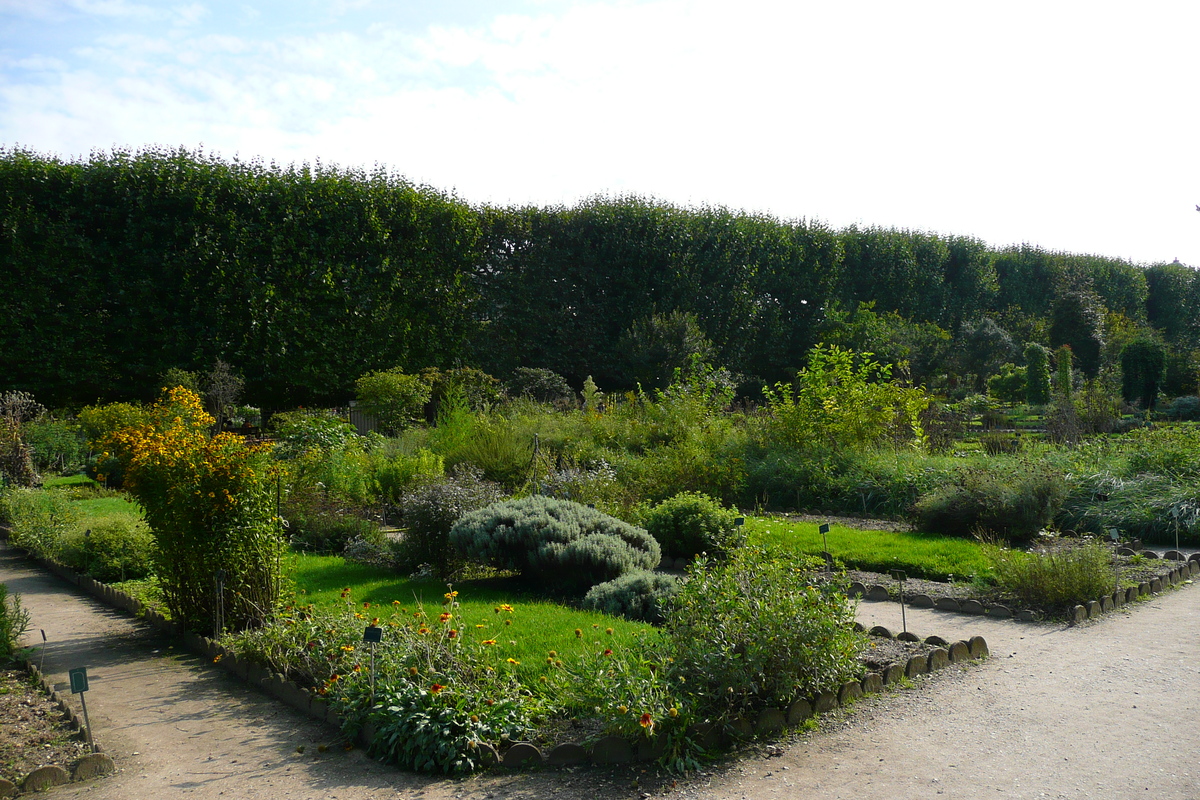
[1120, 338, 1166, 409]
[1024, 343, 1052, 405]
[952, 318, 1017, 392]
[354, 368, 432, 434]
[620, 310, 717, 392]
[1049, 291, 1105, 378]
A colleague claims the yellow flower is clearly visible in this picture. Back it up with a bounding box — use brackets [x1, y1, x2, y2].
[506, 658, 520, 665]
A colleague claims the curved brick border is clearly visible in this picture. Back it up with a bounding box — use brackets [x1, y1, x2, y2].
[852, 558, 1199, 625]
[4, 534, 990, 772]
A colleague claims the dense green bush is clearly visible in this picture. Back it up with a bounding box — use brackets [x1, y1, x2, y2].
[0, 487, 77, 558]
[23, 418, 87, 475]
[1123, 426, 1200, 480]
[394, 466, 504, 579]
[639, 492, 742, 559]
[450, 496, 660, 592]
[57, 518, 155, 582]
[506, 368, 575, 407]
[980, 537, 1117, 609]
[270, 410, 359, 459]
[355, 368, 433, 434]
[912, 461, 1066, 542]
[663, 548, 864, 717]
[1163, 396, 1200, 421]
[582, 570, 680, 624]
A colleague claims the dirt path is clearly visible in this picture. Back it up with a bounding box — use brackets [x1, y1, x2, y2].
[5, 540, 1200, 799]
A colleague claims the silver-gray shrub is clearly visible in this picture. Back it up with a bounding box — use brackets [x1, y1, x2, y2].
[449, 496, 660, 592]
[582, 569, 680, 624]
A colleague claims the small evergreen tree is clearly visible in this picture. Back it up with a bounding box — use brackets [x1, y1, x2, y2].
[1024, 342, 1052, 405]
[1120, 338, 1166, 409]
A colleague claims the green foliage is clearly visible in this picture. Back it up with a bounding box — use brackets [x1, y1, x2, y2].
[1024, 342, 1053, 404]
[22, 417, 87, 475]
[1164, 396, 1200, 421]
[980, 538, 1117, 609]
[227, 594, 542, 775]
[1050, 292, 1105, 378]
[450, 496, 660, 593]
[639, 491, 743, 559]
[952, 318, 1017, 392]
[355, 368, 433, 434]
[819, 301, 951, 385]
[109, 388, 285, 633]
[506, 368, 575, 407]
[0, 391, 45, 488]
[1054, 345, 1074, 399]
[761, 345, 930, 454]
[1120, 337, 1166, 409]
[0, 146, 483, 408]
[912, 460, 1067, 542]
[282, 492, 381, 555]
[619, 310, 718, 392]
[1122, 426, 1200, 480]
[57, 518, 155, 582]
[582, 570, 681, 624]
[395, 467, 505, 579]
[0, 584, 31, 660]
[421, 367, 502, 418]
[987, 364, 1026, 404]
[78, 401, 147, 448]
[270, 410, 358, 458]
[663, 548, 864, 717]
[443, 420, 533, 492]
[979, 431, 1022, 456]
[0, 487, 78, 557]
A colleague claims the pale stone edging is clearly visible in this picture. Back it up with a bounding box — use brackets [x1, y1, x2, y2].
[850, 555, 1200, 624]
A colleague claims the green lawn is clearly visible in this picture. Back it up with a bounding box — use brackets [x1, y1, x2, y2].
[286, 553, 656, 681]
[745, 517, 989, 581]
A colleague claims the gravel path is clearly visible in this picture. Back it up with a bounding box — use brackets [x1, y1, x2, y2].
[5, 539, 1200, 800]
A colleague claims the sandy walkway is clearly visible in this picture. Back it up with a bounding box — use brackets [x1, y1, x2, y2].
[5, 541, 1199, 800]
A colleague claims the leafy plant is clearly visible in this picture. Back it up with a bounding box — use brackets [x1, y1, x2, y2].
[0, 584, 31, 660]
[639, 491, 743, 560]
[0, 487, 77, 558]
[104, 387, 285, 633]
[663, 547, 864, 717]
[356, 368, 433, 434]
[57, 518, 155, 583]
[394, 466, 504, 579]
[980, 536, 1117, 609]
[912, 460, 1066, 542]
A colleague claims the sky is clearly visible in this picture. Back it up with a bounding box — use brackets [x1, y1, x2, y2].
[2, 0, 1199, 267]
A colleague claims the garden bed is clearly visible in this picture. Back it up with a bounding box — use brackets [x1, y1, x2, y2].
[0, 665, 92, 788]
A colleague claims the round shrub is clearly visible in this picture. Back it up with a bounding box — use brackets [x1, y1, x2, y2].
[582, 570, 680, 624]
[450, 496, 660, 592]
[640, 491, 742, 559]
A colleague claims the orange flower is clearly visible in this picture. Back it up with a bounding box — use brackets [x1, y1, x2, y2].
[439, 612, 452, 623]
[639, 713, 654, 732]
[430, 683, 446, 694]
[448, 629, 458, 639]
[482, 639, 497, 645]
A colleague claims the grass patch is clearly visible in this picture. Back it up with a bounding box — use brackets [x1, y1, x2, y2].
[41, 474, 97, 488]
[286, 553, 655, 682]
[745, 517, 991, 581]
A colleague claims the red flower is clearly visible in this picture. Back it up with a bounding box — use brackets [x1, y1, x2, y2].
[430, 683, 446, 694]
[639, 713, 654, 731]
[603, 649, 613, 656]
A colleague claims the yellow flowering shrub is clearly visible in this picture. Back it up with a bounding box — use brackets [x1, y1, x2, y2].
[102, 387, 284, 632]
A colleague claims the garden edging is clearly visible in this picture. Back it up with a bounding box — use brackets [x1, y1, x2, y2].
[849, 555, 1199, 624]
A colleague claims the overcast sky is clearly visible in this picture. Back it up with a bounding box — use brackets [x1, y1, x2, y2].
[3, 0, 1198, 267]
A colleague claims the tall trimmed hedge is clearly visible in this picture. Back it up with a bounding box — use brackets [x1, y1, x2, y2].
[449, 496, 660, 592]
